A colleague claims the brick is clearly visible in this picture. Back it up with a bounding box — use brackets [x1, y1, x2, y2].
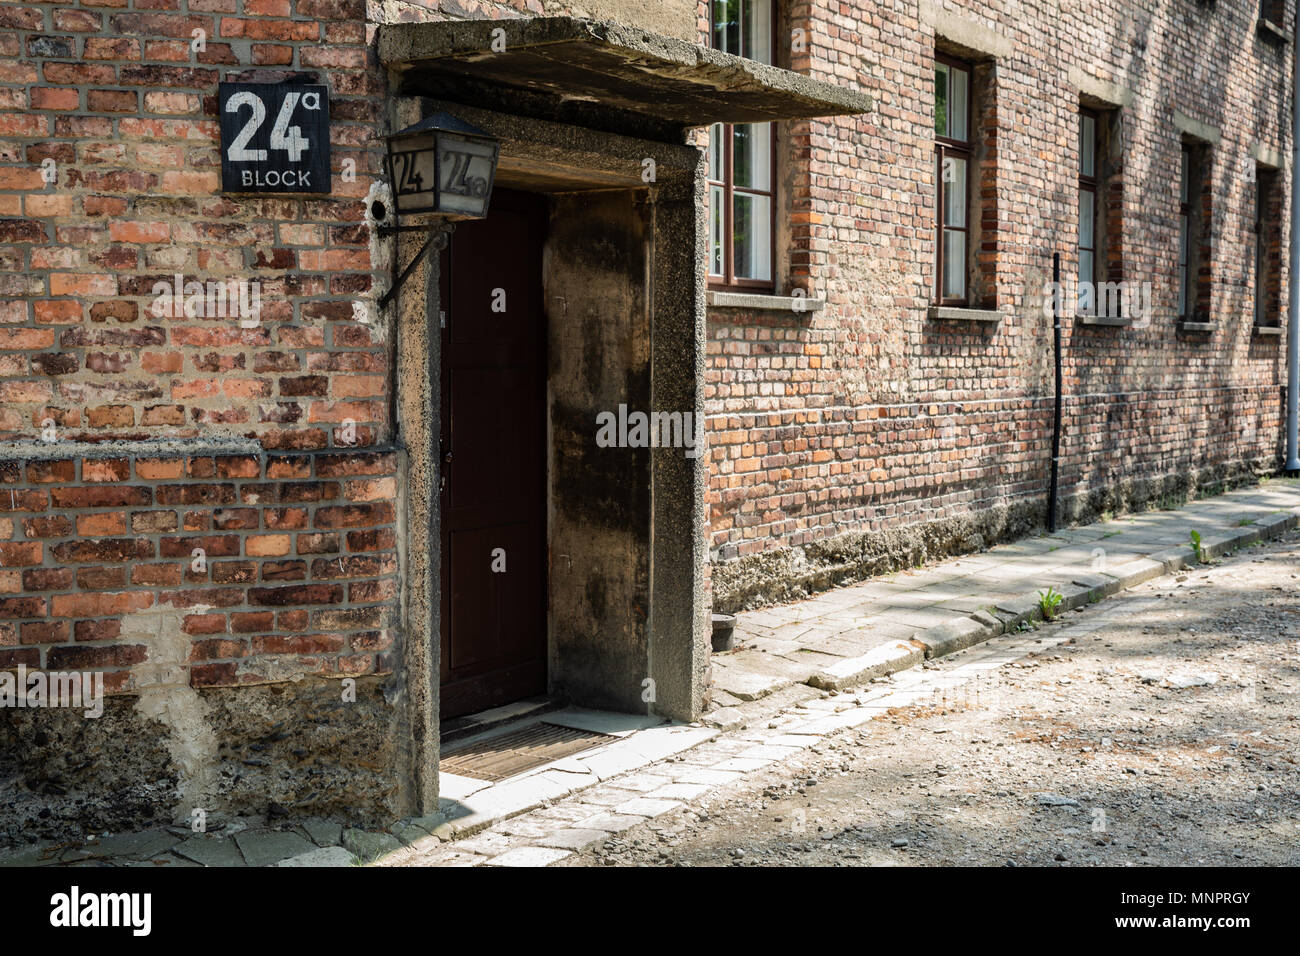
[26, 460, 75, 484]
[22, 621, 70, 645]
[160, 535, 239, 558]
[51, 539, 154, 564]
[248, 584, 342, 606]
[314, 503, 394, 528]
[82, 458, 130, 482]
[182, 613, 227, 636]
[246, 534, 291, 556]
[75, 512, 128, 536]
[22, 568, 72, 592]
[47, 644, 147, 670]
[75, 619, 122, 643]
[0, 542, 41, 566]
[23, 516, 71, 538]
[50, 591, 153, 618]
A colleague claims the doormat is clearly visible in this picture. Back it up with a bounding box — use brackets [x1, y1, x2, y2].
[440, 721, 617, 783]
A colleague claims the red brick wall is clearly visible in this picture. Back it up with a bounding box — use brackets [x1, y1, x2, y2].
[0, 0, 386, 447]
[0, 0, 406, 700]
[0, 450, 398, 686]
[705, 0, 1292, 585]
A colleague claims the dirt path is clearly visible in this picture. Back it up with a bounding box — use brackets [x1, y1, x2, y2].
[562, 531, 1300, 867]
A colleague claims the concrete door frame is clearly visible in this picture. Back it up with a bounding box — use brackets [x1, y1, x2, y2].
[389, 95, 711, 815]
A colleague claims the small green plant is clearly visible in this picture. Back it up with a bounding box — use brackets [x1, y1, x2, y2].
[1238, 518, 1254, 527]
[1038, 586, 1063, 620]
[1189, 529, 1205, 563]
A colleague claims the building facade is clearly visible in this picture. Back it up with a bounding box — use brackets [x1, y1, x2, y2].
[0, 0, 1291, 841]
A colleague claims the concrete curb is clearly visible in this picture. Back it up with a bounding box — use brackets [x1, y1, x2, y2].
[807, 639, 924, 690]
[906, 507, 1300, 666]
[912, 616, 993, 659]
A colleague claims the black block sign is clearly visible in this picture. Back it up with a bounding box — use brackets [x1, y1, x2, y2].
[219, 82, 330, 193]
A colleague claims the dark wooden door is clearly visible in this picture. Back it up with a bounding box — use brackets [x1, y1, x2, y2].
[438, 189, 548, 719]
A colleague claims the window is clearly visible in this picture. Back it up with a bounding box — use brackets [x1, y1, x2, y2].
[1078, 108, 1098, 310]
[1177, 139, 1212, 323]
[707, 0, 775, 289]
[935, 55, 972, 305]
[1254, 166, 1281, 327]
[1178, 145, 1191, 317]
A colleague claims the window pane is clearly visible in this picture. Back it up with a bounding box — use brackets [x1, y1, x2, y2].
[707, 123, 724, 181]
[1180, 150, 1189, 204]
[935, 64, 949, 138]
[948, 65, 969, 141]
[1179, 212, 1189, 315]
[942, 156, 967, 227]
[942, 229, 965, 299]
[1080, 114, 1096, 178]
[733, 192, 771, 280]
[1078, 188, 1094, 249]
[734, 122, 771, 191]
[743, 0, 772, 63]
[1079, 250, 1094, 297]
[709, 185, 725, 276]
[712, 0, 739, 54]
[1255, 230, 1264, 323]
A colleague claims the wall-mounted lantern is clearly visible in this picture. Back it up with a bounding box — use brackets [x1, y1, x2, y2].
[378, 112, 500, 308]
[385, 112, 500, 219]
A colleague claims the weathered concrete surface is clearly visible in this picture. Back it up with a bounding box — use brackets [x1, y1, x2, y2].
[0, 675, 401, 849]
[390, 92, 439, 819]
[380, 17, 872, 139]
[546, 188, 652, 713]
[648, 159, 712, 723]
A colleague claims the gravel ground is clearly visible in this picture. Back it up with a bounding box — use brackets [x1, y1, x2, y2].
[561, 530, 1300, 867]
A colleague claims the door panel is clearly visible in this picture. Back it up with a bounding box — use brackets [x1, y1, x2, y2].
[439, 188, 548, 720]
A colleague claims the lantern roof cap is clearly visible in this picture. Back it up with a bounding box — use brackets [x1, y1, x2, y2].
[392, 112, 492, 139]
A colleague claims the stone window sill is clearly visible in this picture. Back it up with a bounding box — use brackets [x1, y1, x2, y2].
[707, 290, 825, 312]
[1253, 324, 1284, 337]
[1258, 19, 1289, 44]
[1180, 321, 1215, 333]
[1077, 313, 1133, 326]
[927, 305, 1002, 323]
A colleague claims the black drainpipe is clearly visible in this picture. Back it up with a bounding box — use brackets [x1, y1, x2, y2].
[1048, 251, 1062, 533]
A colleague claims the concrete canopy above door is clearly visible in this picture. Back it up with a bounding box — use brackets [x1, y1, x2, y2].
[378, 17, 873, 140]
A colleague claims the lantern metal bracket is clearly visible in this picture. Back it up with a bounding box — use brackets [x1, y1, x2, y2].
[378, 222, 454, 311]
